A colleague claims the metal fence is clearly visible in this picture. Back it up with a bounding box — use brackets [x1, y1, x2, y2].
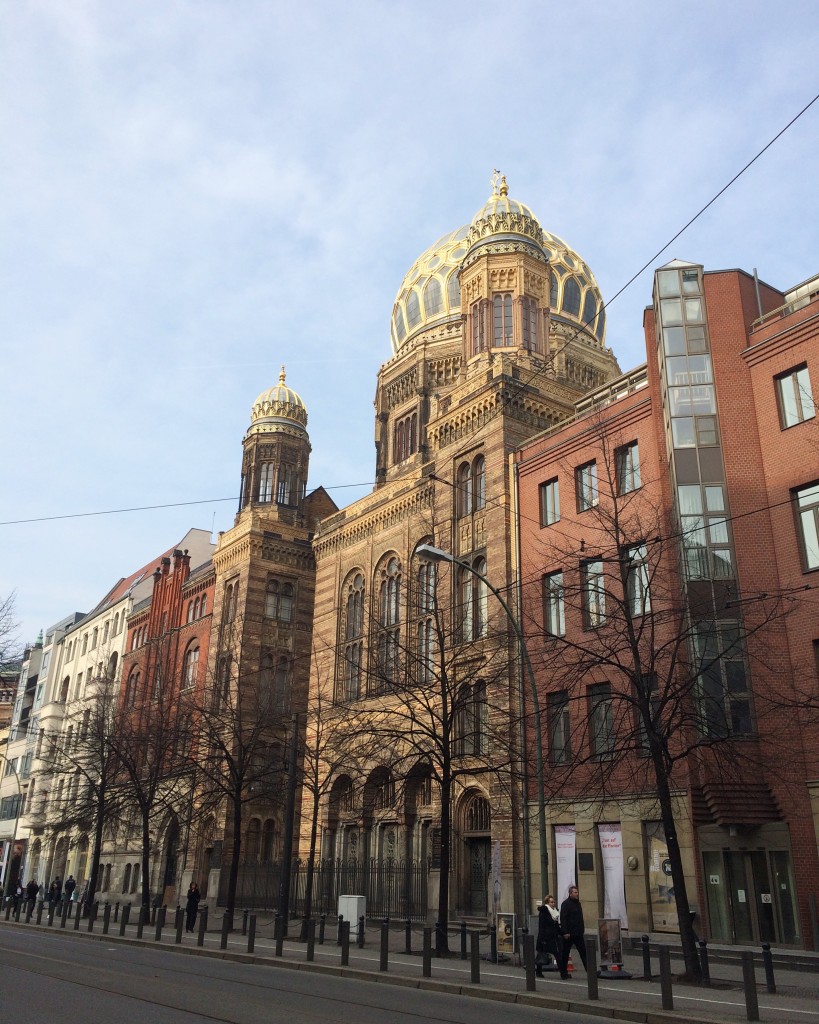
[218, 858, 430, 921]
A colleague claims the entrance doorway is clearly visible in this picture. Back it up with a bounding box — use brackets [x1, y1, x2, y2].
[467, 839, 490, 915]
[703, 849, 798, 944]
[460, 792, 491, 916]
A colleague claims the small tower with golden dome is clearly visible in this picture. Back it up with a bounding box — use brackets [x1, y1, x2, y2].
[237, 366, 311, 522]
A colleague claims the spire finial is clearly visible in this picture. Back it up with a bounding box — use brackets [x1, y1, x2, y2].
[491, 168, 501, 196]
[279, 365, 286, 385]
[499, 174, 509, 197]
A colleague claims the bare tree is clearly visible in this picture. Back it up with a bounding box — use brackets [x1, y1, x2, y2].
[0, 592, 20, 672]
[521, 423, 787, 980]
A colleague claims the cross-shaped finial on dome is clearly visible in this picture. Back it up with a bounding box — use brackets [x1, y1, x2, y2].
[490, 169, 509, 197]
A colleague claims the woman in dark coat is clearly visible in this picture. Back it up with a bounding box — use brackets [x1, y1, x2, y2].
[185, 882, 201, 933]
[535, 894, 562, 976]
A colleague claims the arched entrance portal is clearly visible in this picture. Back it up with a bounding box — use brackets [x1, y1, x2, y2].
[460, 792, 491, 916]
[161, 818, 180, 904]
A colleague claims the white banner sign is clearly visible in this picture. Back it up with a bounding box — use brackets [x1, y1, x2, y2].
[598, 823, 628, 928]
[555, 825, 576, 902]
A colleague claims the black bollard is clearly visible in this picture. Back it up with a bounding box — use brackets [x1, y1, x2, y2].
[74, 903, 82, 931]
[340, 920, 350, 966]
[48, 902, 55, 927]
[150, 904, 157, 926]
[103, 902, 111, 935]
[357, 915, 365, 948]
[197, 905, 207, 947]
[299, 914, 308, 943]
[220, 912, 230, 950]
[659, 945, 673, 1011]
[61, 900, 69, 929]
[336, 914, 343, 946]
[318, 914, 326, 945]
[275, 914, 284, 957]
[741, 950, 759, 1021]
[761, 942, 776, 994]
[248, 914, 257, 954]
[641, 933, 652, 979]
[120, 903, 130, 936]
[460, 919, 467, 960]
[13, 900, 21, 922]
[114, 902, 119, 923]
[489, 924, 497, 963]
[586, 935, 599, 1000]
[136, 904, 146, 939]
[175, 907, 183, 943]
[523, 933, 536, 991]
[242, 909, 248, 936]
[405, 917, 412, 954]
[698, 939, 711, 986]
[380, 920, 389, 971]
[154, 906, 164, 941]
[36, 901, 44, 925]
[422, 926, 432, 978]
[470, 930, 481, 983]
[306, 917, 315, 961]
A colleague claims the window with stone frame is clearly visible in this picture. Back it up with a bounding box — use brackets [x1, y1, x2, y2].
[339, 572, 365, 702]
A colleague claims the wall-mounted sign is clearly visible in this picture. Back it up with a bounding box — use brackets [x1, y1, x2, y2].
[709, 875, 720, 885]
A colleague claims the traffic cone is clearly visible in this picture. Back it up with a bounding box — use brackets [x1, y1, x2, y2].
[567, 955, 575, 973]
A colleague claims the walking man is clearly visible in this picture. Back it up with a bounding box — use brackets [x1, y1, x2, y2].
[558, 885, 588, 979]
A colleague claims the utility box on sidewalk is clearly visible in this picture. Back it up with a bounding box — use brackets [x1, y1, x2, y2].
[337, 895, 366, 924]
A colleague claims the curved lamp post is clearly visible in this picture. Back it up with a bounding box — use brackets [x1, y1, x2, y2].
[416, 544, 549, 903]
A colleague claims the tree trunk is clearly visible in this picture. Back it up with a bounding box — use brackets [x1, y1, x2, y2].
[140, 808, 152, 913]
[435, 763, 451, 955]
[225, 788, 243, 923]
[653, 760, 702, 981]
[86, 790, 106, 908]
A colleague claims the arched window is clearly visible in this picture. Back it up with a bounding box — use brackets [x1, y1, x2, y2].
[340, 573, 365, 702]
[393, 412, 418, 464]
[59, 677, 69, 703]
[550, 272, 558, 308]
[125, 669, 140, 707]
[582, 290, 598, 329]
[102, 621, 109, 645]
[471, 300, 488, 355]
[493, 294, 513, 346]
[265, 580, 294, 622]
[223, 582, 238, 623]
[562, 277, 581, 317]
[91, 627, 98, 649]
[464, 794, 491, 832]
[131, 863, 139, 893]
[454, 681, 487, 756]
[259, 463, 274, 502]
[522, 297, 539, 351]
[595, 306, 606, 342]
[107, 651, 118, 679]
[447, 272, 460, 309]
[113, 613, 120, 635]
[406, 290, 421, 329]
[200, 594, 207, 616]
[459, 556, 488, 642]
[393, 304, 407, 343]
[424, 278, 443, 317]
[182, 643, 200, 690]
[473, 455, 486, 511]
[375, 557, 401, 692]
[245, 819, 261, 864]
[277, 464, 296, 505]
[456, 462, 472, 518]
[187, 601, 195, 623]
[261, 820, 275, 862]
[122, 864, 131, 893]
[415, 552, 436, 685]
[104, 864, 112, 890]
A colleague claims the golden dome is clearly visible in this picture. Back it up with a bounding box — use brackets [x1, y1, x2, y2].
[248, 367, 308, 437]
[390, 175, 607, 353]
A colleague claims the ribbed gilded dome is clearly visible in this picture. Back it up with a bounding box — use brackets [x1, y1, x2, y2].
[390, 175, 607, 353]
[248, 367, 308, 437]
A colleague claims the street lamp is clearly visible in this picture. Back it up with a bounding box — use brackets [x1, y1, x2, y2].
[415, 544, 549, 905]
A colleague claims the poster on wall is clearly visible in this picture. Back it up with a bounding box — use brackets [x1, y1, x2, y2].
[555, 825, 576, 902]
[598, 823, 628, 927]
[645, 821, 676, 931]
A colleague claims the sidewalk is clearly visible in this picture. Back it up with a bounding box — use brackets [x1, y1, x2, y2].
[4, 904, 818, 1024]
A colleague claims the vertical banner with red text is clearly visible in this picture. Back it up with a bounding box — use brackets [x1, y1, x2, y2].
[555, 824, 576, 902]
[598, 823, 628, 927]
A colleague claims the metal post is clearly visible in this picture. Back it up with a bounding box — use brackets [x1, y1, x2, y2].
[242, 908, 248, 935]
[277, 713, 300, 936]
[698, 939, 711, 986]
[136, 904, 146, 939]
[340, 920, 350, 966]
[336, 914, 343, 946]
[460, 919, 467, 960]
[422, 927, 432, 978]
[275, 914, 284, 957]
[586, 934, 599, 1000]
[120, 903, 130, 936]
[761, 943, 776, 994]
[103, 902, 111, 935]
[742, 950, 759, 1021]
[73, 903, 82, 931]
[318, 914, 325, 945]
[523, 933, 536, 991]
[61, 900, 69, 928]
[641, 933, 651, 979]
[48, 901, 55, 926]
[470, 930, 481, 984]
[380, 920, 389, 971]
[36, 901, 44, 925]
[357, 915, 365, 948]
[175, 907, 183, 944]
[810, 893, 819, 952]
[155, 906, 164, 942]
[114, 902, 119, 922]
[248, 914, 257, 954]
[220, 912, 230, 950]
[197, 906, 207, 947]
[13, 899, 21, 922]
[659, 945, 673, 1011]
[405, 918, 412, 954]
[489, 924, 497, 963]
[4, 900, 11, 921]
[306, 918, 315, 961]
[25, 901, 32, 924]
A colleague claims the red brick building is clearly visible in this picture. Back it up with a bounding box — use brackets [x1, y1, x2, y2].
[514, 262, 818, 948]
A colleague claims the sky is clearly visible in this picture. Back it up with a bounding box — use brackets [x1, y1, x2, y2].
[2, 0, 818, 648]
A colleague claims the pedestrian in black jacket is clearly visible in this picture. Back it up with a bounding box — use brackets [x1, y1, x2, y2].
[535, 894, 562, 976]
[558, 885, 588, 978]
[185, 882, 201, 933]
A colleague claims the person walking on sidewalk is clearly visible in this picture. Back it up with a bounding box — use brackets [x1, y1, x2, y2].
[558, 885, 588, 979]
[536, 895, 562, 977]
[185, 882, 201, 932]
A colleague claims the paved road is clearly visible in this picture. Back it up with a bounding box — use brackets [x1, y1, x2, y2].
[0, 927, 607, 1024]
